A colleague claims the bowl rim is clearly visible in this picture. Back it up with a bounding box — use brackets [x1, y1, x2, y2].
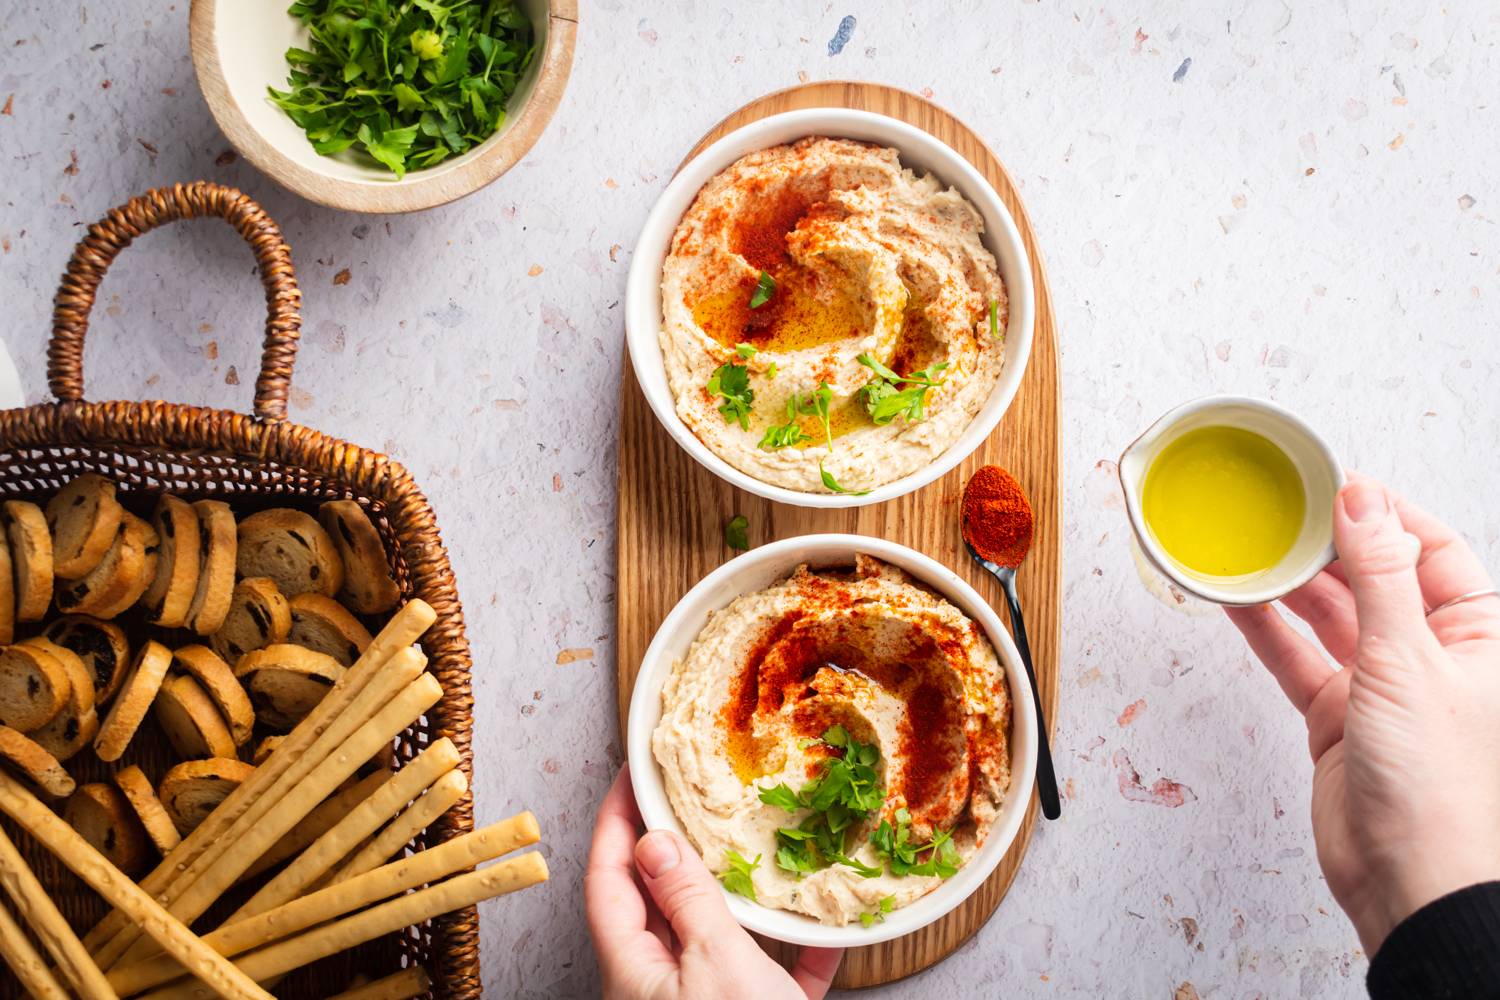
[624, 106, 1036, 508]
[1117, 393, 1345, 605]
[187, 0, 578, 214]
[626, 533, 1039, 947]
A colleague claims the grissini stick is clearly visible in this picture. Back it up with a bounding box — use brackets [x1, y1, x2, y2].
[83, 598, 436, 953]
[0, 894, 71, 1000]
[109, 812, 541, 996]
[229, 737, 460, 921]
[328, 768, 469, 886]
[0, 825, 117, 999]
[239, 768, 390, 882]
[326, 967, 432, 1000]
[96, 646, 427, 970]
[0, 769, 273, 1000]
[112, 671, 445, 969]
[139, 852, 549, 1000]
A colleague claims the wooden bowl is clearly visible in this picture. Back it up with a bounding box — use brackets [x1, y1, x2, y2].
[189, 0, 577, 213]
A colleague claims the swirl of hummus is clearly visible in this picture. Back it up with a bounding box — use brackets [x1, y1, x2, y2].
[659, 137, 1008, 494]
[652, 555, 1011, 925]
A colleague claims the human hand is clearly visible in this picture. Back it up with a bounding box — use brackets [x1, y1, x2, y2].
[1226, 474, 1500, 955]
[585, 766, 843, 1000]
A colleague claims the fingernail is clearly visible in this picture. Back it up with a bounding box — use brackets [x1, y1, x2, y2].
[1343, 481, 1389, 522]
[636, 831, 680, 878]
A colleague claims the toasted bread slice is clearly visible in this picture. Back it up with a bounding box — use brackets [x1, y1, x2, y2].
[210, 576, 291, 664]
[235, 643, 345, 731]
[54, 517, 140, 619]
[237, 508, 344, 599]
[94, 639, 172, 762]
[47, 473, 124, 579]
[0, 724, 75, 799]
[287, 592, 372, 667]
[158, 758, 256, 836]
[141, 494, 201, 627]
[64, 782, 152, 876]
[319, 500, 400, 614]
[187, 500, 237, 635]
[19, 638, 97, 761]
[113, 764, 181, 855]
[84, 512, 158, 619]
[43, 615, 130, 705]
[171, 645, 254, 748]
[0, 527, 14, 645]
[4, 501, 53, 621]
[0, 644, 69, 732]
[154, 673, 237, 760]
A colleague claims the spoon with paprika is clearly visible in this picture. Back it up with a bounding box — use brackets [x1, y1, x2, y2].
[961, 464, 1061, 820]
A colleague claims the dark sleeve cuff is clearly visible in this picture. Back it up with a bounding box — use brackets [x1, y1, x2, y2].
[1367, 880, 1500, 999]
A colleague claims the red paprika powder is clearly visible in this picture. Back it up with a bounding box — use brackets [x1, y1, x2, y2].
[961, 465, 1034, 568]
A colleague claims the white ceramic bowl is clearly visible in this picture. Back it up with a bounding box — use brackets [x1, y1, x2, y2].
[1118, 395, 1345, 605]
[625, 108, 1035, 508]
[188, 0, 576, 213]
[627, 534, 1038, 947]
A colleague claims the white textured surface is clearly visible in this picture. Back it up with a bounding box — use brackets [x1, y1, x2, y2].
[2, 3, 1497, 998]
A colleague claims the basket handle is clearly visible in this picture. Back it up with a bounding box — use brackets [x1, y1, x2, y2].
[49, 182, 302, 422]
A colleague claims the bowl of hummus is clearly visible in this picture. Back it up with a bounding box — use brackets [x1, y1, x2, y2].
[626, 535, 1038, 946]
[626, 108, 1035, 506]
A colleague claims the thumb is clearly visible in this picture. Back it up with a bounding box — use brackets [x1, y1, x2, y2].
[635, 830, 743, 948]
[1333, 478, 1437, 668]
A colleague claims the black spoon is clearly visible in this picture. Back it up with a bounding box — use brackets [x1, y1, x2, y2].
[962, 514, 1062, 820]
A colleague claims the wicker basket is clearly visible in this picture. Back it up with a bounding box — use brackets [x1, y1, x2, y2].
[0, 182, 482, 999]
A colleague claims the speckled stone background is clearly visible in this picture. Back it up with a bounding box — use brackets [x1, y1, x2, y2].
[2, 3, 1497, 998]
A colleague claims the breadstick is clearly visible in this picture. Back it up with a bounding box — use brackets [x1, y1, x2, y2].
[330, 767, 469, 885]
[231, 737, 460, 921]
[113, 672, 446, 970]
[0, 825, 116, 999]
[96, 646, 425, 969]
[240, 768, 391, 882]
[109, 812, 539, 996]
[0, 770, 272, 1000]
[0, 894, 71, 1000]
[139, 852, 548, 1000]
[328, 966, 432, 1000]
[83, 598, 435, 954]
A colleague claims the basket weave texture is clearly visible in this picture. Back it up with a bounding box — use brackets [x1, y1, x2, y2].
[0, 182, 481, 999]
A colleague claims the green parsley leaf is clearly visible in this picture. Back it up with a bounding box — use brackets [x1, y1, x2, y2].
[871, 810, 963, 879]
[856, 355, 950, 426]
[270, 0, 533, 178]
[881, 894, 895, 913]
[860, 911, 878, 928]
[798, 382, 835, 450]
[707, 362, 754, 430]
[718, 849, 760, 900]
[828, 851, 883, 878]
[758, 783, 803, 812]
[989, 300, 1000, 339]
[766, 361, 778, 379]
[750, 270, 776, 308]
[759, 393, 813, 451]
[724, 514, 749, 552]
[735, 342, 757, 359]
[820, 463, 870, 496]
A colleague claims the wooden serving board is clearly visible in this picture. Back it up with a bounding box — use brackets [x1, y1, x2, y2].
[615, 81, 1060, 990]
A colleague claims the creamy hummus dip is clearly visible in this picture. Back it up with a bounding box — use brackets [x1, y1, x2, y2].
[652, 555, 1012, 925]
[660, 136, 1008, 494]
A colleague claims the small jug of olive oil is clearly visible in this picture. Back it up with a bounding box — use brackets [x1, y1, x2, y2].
[1119, 397, 1344, 606]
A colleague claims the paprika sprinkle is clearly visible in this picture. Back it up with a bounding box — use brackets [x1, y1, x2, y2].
[961, 465, 1034, 568]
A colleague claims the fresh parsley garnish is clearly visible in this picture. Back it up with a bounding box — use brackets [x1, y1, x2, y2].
[750, 270, 776, 308]
[766, 361, 778, 379]
[819, 463, 869, 496]
[269, 0, 535, 180]
[988, 300, 1000, 339]
[707, 362, 754, 430]
[799, 381, 835, 450]
[855, 354, 950, 426]
[759, 393, 813, 451]
[757, 726, 885, 879]
[718, 848, 760, 900]
[735, 342, 757, 359]
[870, 807, 962, 879]
[860, 896, 896, 927]
[724, 514, 749, 551]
